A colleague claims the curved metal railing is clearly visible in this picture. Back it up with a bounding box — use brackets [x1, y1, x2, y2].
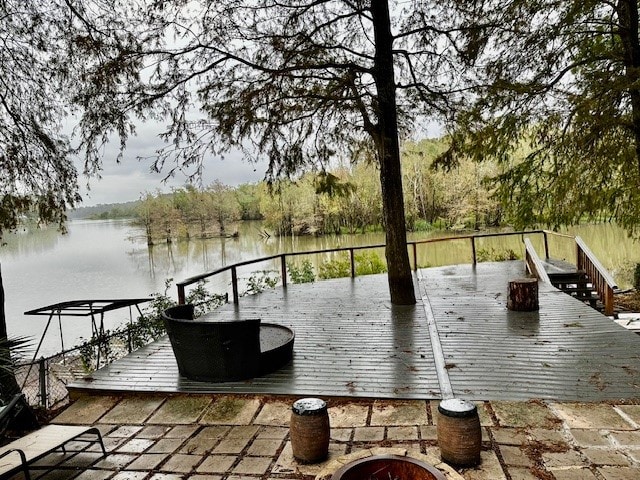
[176, 229, 575, 304]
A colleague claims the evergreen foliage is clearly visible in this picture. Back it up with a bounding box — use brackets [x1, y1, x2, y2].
[444, 0, 640, 235]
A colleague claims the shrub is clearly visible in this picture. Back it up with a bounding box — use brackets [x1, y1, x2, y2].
[319, 255, 351, 279]
[288, 260, 316, 284]
[634, 263, 640, 290]
[476, 248, 520, 262]
[355, 251, 387, 275]
[242, 270, 280, 295]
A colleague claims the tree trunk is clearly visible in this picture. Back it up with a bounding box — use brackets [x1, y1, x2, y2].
[0, 264, 22, 396]
[617, 0, 640, 174]
[371, 0, 416, 305]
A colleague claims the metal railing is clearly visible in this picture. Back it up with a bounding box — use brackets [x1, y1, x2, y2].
[576, 236, 618, 315]
[177, 229, 574, 304]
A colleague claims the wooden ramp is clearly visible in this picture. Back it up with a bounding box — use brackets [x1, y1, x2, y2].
[69, 262, 640, 401]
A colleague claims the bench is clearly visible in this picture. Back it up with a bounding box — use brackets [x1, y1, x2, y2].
[0, 424, 106, 479]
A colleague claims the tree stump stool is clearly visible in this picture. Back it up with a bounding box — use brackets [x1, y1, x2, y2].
[290, 398, 330, 464]
[507, 277, 539, 311]
[437, 398, 482, 467]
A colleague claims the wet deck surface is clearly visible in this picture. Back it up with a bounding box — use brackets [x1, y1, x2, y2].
[69, 262, 640, 401]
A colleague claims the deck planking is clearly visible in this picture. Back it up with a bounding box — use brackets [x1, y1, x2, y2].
[421, 262, 640, 401]
[71, 275, 441, 399]
[69, 261, 640, 401]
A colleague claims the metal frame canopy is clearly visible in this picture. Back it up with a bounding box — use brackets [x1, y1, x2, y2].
[24, 298, 152, 373]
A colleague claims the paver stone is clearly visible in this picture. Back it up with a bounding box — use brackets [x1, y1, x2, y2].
[569, 429, 610, 447]
[53, 395, 120, 424]
[597, 466, 640, 480]
[160, 453, 204, 473]
[581, 448, 631, 466]
[328, 403, 369, 427]
[148, 396, 212, 424]
[201, 396, 261, 425]
[491, 401, 559, 429]
[254, 401, 291, 426]
[196, 455, 236, 473]
[370, 400, 428, 426]
[552, 403, 634, 430]
[100, 396, 164, 424]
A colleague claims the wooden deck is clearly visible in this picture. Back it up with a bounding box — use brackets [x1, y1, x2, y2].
[68, 261, 640, 401]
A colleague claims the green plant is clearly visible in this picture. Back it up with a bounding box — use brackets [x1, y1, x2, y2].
[319, 255, 351, 279]
[242, 270, 280, 296]
[354, 251, 387, 275]
[288, 260, 315, 284]
[476, 248, 520, 262]
[411, 219, 433, 232]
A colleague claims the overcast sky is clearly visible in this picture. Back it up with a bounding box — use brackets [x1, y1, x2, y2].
[74, 121, 268, 206]
[73, 116, 442, 207]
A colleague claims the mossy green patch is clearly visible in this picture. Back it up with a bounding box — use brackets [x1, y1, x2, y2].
[206, 397, 247, 422]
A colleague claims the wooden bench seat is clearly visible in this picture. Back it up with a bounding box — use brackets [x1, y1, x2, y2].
[0, 424, 106, 479]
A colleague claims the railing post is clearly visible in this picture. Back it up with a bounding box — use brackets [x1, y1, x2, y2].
[412, 243, 418, 271]
[127, 326, 133, 353]
[38, 357, 47, 409]
[576, 241, 582, 270]
[471, 237, 477, 265]
[543, 231, 549, 259]
[280, 254, 287, 288]
[605, 286, 614, 316]
[349, 248, 356, 278]
[177, 284, 186, 305]
[231, 266, 239, 304]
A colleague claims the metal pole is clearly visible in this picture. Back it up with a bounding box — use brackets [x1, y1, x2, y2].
[280, 254, 287, 288]
[471, 237, 477, 265]
[39, 357, 47, 408]
[412, 243, 418, 271]
[543, 232, 549, 259]
[349, 249, 356, 278]
[232, 266, 239, 303]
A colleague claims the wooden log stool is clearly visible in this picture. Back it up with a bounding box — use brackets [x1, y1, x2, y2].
[437, 398, 482, 467]
[507, 277, 539, 311]
[290, 398, 330, 464]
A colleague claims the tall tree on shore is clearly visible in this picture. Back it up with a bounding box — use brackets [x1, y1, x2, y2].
[444, 0, 640, 234]
[62, 0, 467, 305]
[0, 1, 79, 236]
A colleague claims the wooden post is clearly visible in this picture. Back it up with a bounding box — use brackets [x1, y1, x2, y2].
[507, 278, 539, 311]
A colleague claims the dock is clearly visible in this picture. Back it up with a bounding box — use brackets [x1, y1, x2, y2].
[68, 261, 640, 402]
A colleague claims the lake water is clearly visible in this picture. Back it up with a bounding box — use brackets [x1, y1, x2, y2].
[1, 219, 639, 356]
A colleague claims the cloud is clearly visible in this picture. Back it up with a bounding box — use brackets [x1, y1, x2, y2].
[75, 123, 268, 206]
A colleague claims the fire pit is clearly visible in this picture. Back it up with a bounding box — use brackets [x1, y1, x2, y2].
[331, 454, 447, 480]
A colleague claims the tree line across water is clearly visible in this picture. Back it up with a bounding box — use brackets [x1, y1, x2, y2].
[89, 138, 505, 244]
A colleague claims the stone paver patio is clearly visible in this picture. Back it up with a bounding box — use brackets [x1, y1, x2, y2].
[8, 394, 640, 479]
